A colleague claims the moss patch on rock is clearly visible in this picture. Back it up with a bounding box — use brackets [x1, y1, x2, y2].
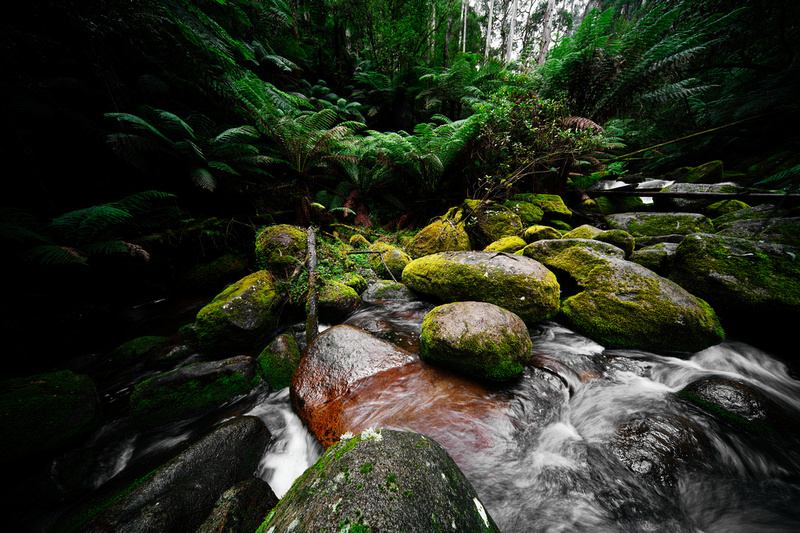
[483, 236, 527, 253]
[406, 214, 472, 259]
[255, 224, 308, 277]
[257, 334, 301, 390]
[367, 242, 411, 280]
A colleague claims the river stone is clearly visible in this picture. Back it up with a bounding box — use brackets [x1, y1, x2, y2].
[595, 229, 635, 258]
[562, 224, 603, 240]
[108, 335, 172, 366]
[291, 325, 416, 447]
[504, 199, 544, 225]
[420, 302, 532, 380]
[678, 377, 799, 440]
[405, 211, 471, 259]
[130, 356, 258, 429]
[629, 242, 679, 277]
[402, 251, 560, 324]
[538, 246, 724, 352]
[461, 199, 524, 247]
[520, 238, 625, 264]
[606, 212, 715, 238]
[333, 272, 368, 295]
[195, 270, 280, 352]
[0, 371, 99, 464]
[715, 217, 800, 247]
[70, 416, 269, 533]
[483, 235, 527, 253]
[318, 279, 362, 322]
[197, 478, 278, 533]
[712, 203, 790, 226]
[367, 241, 411, 279]
[257, 334, 301, 390]
[362, 280, 416, 301]
[258, 429, 500, 533]
[669, 233, 800, 348]
[254, 224, 307, 276]
[704, 199, 750, 219]
[522, 224, 562, 243]
[610, 413, 713, 486]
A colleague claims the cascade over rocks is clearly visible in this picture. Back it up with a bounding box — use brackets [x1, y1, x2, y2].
[420, 302, 532, 380]
[130, 356, 258, 429]
[258, 429, 501, 533]
[669, 233, 800, 349]
[535, 246, 724, 352]
[291, 325, 416, 447]
[63, 416, 270, 533]
[402, 251, 560, 324]
[195, 270, 280, 352]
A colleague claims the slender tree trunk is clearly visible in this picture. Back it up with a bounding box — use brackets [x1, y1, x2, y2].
[461, 0, 468, 53]
[537, 0, 555, 64]
[484, 0, 494, 58]
[445, 12, 455, 66]
[505, 0, 518, 62]
[305, 226, 318, 345]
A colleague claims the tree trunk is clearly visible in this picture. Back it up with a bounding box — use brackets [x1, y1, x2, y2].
[461, 0, 468, 54]
[445, 12, 454, 66]
[537, 0, 555, 64]
[484, 0, 494, 58]
[505, 0, 518, 62]
[305, 226, 318, 345]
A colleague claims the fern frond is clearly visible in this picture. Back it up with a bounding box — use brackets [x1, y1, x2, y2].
[24, 244, 88, 266]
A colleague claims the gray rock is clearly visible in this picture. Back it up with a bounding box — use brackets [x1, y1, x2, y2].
[716, 217, 800, 247]
[196, 478, 278, 533]
[606, 212, 715, 238]
[258, 429, 500, 533]
[629, 242, 679, 276]
[362, 280, 416, 301]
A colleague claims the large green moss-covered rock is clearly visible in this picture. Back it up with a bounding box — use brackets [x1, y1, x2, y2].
[254, 224, 307, 276]
[504, 200, 544, 226]
[197, 478, 279, 533]
[108, 335, 172, 366]
[484, 235, 527, 253]
[606, 212, 715, 238]
[195, 270, 280, 352]
[562, 224, 603, 240]
[539, 246, 724, 352]
[130, 356, 259, 429]
[669, 233, 800, 351]
[402, 251, 560, 324]
[405, 210, 472, 259]
[257, 429, 500, 533]
[318, 279, 362, 322]
[522, 224, 562, 243]
[514, 193, 572, 221]
[367, 242, 411, 279]
[420, 302, 531, 380]
[653, 182, 741, 211]
[595, 229, 635, 258]
[0, 371, 99, 464]
[257, 334, 301, 390]
[520, 238, 625, 262]
[716, 217, 800, 248]
[461, 199, 524, 247]
[629, 243, 679, 277]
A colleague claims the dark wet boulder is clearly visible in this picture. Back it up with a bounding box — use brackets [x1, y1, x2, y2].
[196, 478, 278, 533]
[361, 280, 417, 301]
[678, 377, 799, 439]
[715, 217, 800, 248]
[130, 356, 259, 429]
[366, 242, 411, 280]
[595, 229, 635, 258]
[405, 208, 471, 259]
[654, 182, 741, 211]
[291, 325, 416, 447]
[402, 251, 560, 324]
[108, 335, 172, 366]
[665, 160, 724, 184]
[0, 371, 99, 464]
[195, 270, 280, 352]
[629, 242, 679, 277]
[258, 429, 500, 533]
[254, 224, 307, 277]
[669, 233, 800, 350]
[610, 413, 713, 486]
[537, 246, 724, 352]
[318, 279, 362, 322]
[712, 203, 790, 226]
[257, 334, 301, 390]
[420, 302, 532, 380]
[61, 416, 269, 533]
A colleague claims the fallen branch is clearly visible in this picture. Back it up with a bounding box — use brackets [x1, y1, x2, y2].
[346, 250, 398, 282]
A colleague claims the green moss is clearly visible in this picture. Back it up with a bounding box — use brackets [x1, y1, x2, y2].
[522, 225, 561, 243]
[257, 334, 301, 390]
[503, 200, 544, 225]
[483, 236, 527, 253]
[406, 218, 471, 259]
[360, 462, 374, 474]
[595, 229, 635, 258]
[254, 224, 308, 275]
[367, 242, 411, 279]
[617, 213, 714, 237]
[109, 335, 171, 366]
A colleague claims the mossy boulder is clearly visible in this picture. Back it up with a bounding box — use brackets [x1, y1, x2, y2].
[538, 246, 724, 352]
[319, 279, 362, 322]
[595, 195, 647, 215]
[562, 224, 603, 240]
[257, 429, 500, 533]
[367, 242, 411, 280]
[522, 224, 562, 243]
[653, 182, 741, 211]
[197, 478, 278, 533]
[420, 302, 532, 380]
[291, 325, 416, 447]
[406, 208, 471, 259]
[629, 242, 679, 277]
[349, 233, 371, 248]
[361, 280, 417, 301]
[0, 371, 99, 464]
[713, 203, 790, 226]
[195, 270, 280, 352]
[595, 229, 635, 258]
[484, 235, 527, 253]
[703, 199, 750, 219]
[669, 233, 800, 350]
[669, 160, 724, 184]
[61, 416, 269, 533]
[333, 272, 368, 295]
[108, 335, 172, 366]
[716, 217, 800, 248]
[461, 199, 524, 247]
[514, 193, 572, 221]
[520, 238, 625, 262]
[257, 334, 302, 390]
[254, 224, 307, 276]
[402, 251, 560, 324]
[130, 356, 259, 429]
[504, 200, 544, 225]
[606, 212, 715, 239]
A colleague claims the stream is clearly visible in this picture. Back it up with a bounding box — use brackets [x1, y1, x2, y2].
[40, 297, 800, 532]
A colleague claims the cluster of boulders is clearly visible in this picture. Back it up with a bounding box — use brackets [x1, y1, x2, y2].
[4, 162, 800, 532]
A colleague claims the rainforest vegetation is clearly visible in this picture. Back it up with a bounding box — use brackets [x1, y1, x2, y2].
[1, 0, 799, 373]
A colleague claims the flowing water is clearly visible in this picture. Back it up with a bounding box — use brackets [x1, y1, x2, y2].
[41, 298, 800, 532]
